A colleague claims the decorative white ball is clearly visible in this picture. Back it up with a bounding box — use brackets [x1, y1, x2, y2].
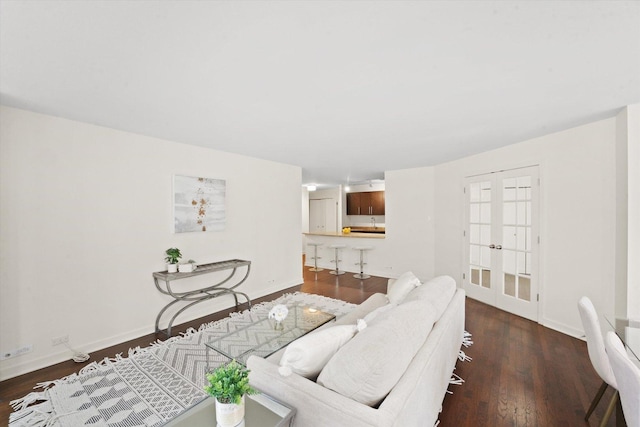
[268, 304, 289, 322]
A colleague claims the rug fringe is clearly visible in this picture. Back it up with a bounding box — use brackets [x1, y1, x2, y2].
[458, 349, 472, 362]
[10, 402, 79, 427]
[462, 330, 473, 347]
[449, 372, 465, 386]
[10, 392, 47, 411]
[9, 399, 53, 426]
[34, 371, 78, 391]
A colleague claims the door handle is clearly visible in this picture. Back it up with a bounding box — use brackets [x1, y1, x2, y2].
[495, 245, 502, 250]
[489, 244, 496, 249]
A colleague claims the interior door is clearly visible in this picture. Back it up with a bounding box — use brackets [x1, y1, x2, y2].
[309, 199, 327, 233]
[464, 166, 540, 321]
[309, 198, 338, 233]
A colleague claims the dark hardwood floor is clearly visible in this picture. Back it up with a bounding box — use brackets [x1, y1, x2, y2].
[0, 264, 616, 426]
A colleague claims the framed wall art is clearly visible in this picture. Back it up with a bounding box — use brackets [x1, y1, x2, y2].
[173, 175, 226, 233]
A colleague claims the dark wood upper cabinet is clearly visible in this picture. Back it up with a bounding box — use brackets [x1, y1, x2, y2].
[370, 191, 385, 215]
[346, 193, 360, 215]
[346, 191, 385, 215]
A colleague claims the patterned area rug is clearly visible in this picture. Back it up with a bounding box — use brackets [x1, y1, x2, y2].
[9, 292, 356, 427]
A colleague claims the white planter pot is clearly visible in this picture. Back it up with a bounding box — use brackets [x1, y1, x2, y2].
[215, 396, 245, 427]
[178, 263, 196, 273]
[167, 263, 178, 273]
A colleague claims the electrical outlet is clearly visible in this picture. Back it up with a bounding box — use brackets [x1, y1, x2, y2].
[1, 344, 33, 360]
[52, 335, 69, 346]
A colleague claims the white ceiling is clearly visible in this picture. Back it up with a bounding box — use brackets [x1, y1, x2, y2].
[1, 1, 639, 188]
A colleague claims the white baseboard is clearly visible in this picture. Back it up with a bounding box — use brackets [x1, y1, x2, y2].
[539, 317, 584, 340]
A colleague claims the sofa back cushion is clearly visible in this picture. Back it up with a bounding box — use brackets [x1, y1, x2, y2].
[317, 300, 436, 407]
[279, 324, 357, 378]
[402, 275, 456, 320]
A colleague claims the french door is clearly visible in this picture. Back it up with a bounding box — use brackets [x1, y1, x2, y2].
[464, 166, 540, 321]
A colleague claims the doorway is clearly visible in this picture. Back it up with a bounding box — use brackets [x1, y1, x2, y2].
[463, 166, 540, 321]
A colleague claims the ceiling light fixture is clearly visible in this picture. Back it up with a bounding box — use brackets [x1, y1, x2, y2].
[306, 185, 317, 191]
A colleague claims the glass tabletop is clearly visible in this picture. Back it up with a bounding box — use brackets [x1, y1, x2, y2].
[206, 305, 335, 365]
[162, 393, 294, 426]
[604, 315, 640, 364]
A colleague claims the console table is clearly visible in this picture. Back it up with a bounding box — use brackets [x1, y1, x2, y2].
[153, 259, 251, 336]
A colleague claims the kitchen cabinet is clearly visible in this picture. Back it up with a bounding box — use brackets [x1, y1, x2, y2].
[346, 191, 385, 215]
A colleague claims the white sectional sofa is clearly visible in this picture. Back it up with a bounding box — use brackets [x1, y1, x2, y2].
[247, 274, 466, 427]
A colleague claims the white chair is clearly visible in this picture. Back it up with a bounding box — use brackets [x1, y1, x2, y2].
[353, 246, 372, 279]
[605, 331, 640, 427]
[328, 244, 346, 275]
[577, 296, 618, 426]
[307, 242, 324, 272]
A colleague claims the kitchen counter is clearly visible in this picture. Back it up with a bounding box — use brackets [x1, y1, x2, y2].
[348, 226, 385, 234]
[304, 231, 385, 239]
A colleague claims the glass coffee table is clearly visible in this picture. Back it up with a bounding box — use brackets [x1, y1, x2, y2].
[163, 393, 295, 426]
[205, 305, 335, 367]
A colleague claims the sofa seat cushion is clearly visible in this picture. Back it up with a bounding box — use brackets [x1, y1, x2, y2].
[317, 300, 436, 407]
[402, 275, 456, 320]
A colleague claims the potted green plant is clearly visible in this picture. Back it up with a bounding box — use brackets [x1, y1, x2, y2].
[204, 360, 257, 427]
[164, 247, 182, 273]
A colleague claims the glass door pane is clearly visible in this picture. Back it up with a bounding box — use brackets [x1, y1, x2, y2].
[469, 181, 492, 289]
[501, 176, 532, 302]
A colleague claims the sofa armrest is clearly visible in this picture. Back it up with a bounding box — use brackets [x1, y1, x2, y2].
[247, 355, 394, 427]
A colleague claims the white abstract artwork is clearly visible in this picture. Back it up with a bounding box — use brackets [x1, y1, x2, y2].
[173, 175, 226, 233]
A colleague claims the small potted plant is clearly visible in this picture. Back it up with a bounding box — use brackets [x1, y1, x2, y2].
[178, 259, 197, 273]
[164, 247, 182, 273]
[204, 360, 257, 427]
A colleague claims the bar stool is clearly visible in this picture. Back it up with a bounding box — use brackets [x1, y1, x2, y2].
[308, 242, 324, 272]
[353, 246, 372, 279]
[329, 244, 346, 275]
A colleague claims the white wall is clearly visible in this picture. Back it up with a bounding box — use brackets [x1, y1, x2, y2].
[616, 104, 640, 319]
[385, 168, 435, 278]
[433, 117, 617, 337]
[0, 106, 303, 380]
[628, 105, 640, 319]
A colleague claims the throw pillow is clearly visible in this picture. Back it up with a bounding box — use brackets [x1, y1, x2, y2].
[387, 271, 421, 304]
[278, 324, 357, 378]
[317, 301, 436, 407]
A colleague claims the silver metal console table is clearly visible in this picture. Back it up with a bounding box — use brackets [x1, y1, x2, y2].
[153, 259, 252, 336]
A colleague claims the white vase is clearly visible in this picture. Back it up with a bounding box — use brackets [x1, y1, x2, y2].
[215, 395, 245, 427]
[178, 263, 195, 273]
[167, 263, 178, 273]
